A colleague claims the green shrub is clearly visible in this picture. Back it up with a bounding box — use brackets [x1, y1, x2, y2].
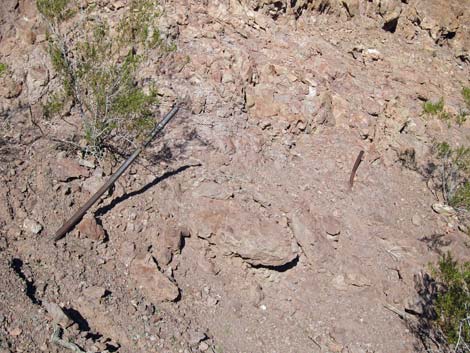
[41, 93, 65, 119]
[423, 90, 470, 127]
[432, 253, 470, 347]
[463, 87, 470, 110]
[0, 63, 8, 77]
[37, 0, 75, 22]
[37, 0, 170, 156]
[432, 142, 470, 210]
[450, 183, 470, 210]
[423, 98, 445, 115]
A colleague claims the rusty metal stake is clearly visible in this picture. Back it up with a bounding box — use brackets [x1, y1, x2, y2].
[349, 150, 364, 189]
[53, 106, 179, 242]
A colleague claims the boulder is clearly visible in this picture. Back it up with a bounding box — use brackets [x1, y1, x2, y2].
[220, 218, 297, 267]
[188, 202, 298, 267]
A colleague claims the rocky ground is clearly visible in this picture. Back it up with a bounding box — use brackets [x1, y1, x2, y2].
[1, 0, 470, 352]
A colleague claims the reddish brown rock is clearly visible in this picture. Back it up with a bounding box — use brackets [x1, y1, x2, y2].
[220, 218, 297, 267]
[130, 255, 179, 303]
[246, 84, 281, 118]
[188, 202, 298, 267]
[52, 158, 90, 181]
[0, 76, 22, 99]
[154, 227, 183, 266]
[77, 216, 105, 241]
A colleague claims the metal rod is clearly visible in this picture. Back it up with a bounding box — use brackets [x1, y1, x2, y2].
[349, 150, 364, 189]
[53, 106, 179, 242]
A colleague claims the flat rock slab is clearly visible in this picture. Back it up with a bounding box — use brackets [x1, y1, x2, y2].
[190, 202, 298, 267]
[220, 216, 297, 267]
[192, 181, 233, 200]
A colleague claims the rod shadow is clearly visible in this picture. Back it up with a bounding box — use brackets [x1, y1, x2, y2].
[95, 164, 199, 217]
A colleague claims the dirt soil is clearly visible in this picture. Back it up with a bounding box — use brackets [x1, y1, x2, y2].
[1, 0, 470, 352]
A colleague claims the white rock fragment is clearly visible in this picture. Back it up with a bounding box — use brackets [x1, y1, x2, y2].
[412, 214, 421, 226]
[23, 218, 43, 234]
[432, 203, 457, 216]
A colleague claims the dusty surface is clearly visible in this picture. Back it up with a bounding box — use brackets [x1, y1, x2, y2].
[1, 0, 470, 352]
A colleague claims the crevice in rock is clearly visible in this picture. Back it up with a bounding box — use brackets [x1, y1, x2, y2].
[270, 1, 287, 20]
[442, 31, 456, 40]
[292, 0, 315, 18]
[251, 255, 299, 272]
[457, 54, 469, 63]
[318, 0, 331, 14]
[254, 1, 287, 20]
[10, 258, 41, 305]
[341, 1, 352, 18]
[383, 17, 399, 33]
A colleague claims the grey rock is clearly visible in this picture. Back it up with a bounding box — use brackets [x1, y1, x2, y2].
[193, 181, 233, 200]
[432, 203, 456, 216]
[43, 302, 72, 327]
[83, 286, 107, 301]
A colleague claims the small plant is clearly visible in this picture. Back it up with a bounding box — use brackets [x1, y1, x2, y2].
[36, 0, 75, 22]
[422, 98, 454, 126]
[432, 253, 470, 350]
[451, 183, 470, 210]
[0, 63, 8, 77]
[463, 87, 470, 110]
[41, 93, 65, 119]
[422, 89, 470, 127]
[432, 142, 470, 209]
[37, 0, 172, 156]
[423, 98, 445, 115]
[456, 112, 467, 127]
[409, 254, 470, 352]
